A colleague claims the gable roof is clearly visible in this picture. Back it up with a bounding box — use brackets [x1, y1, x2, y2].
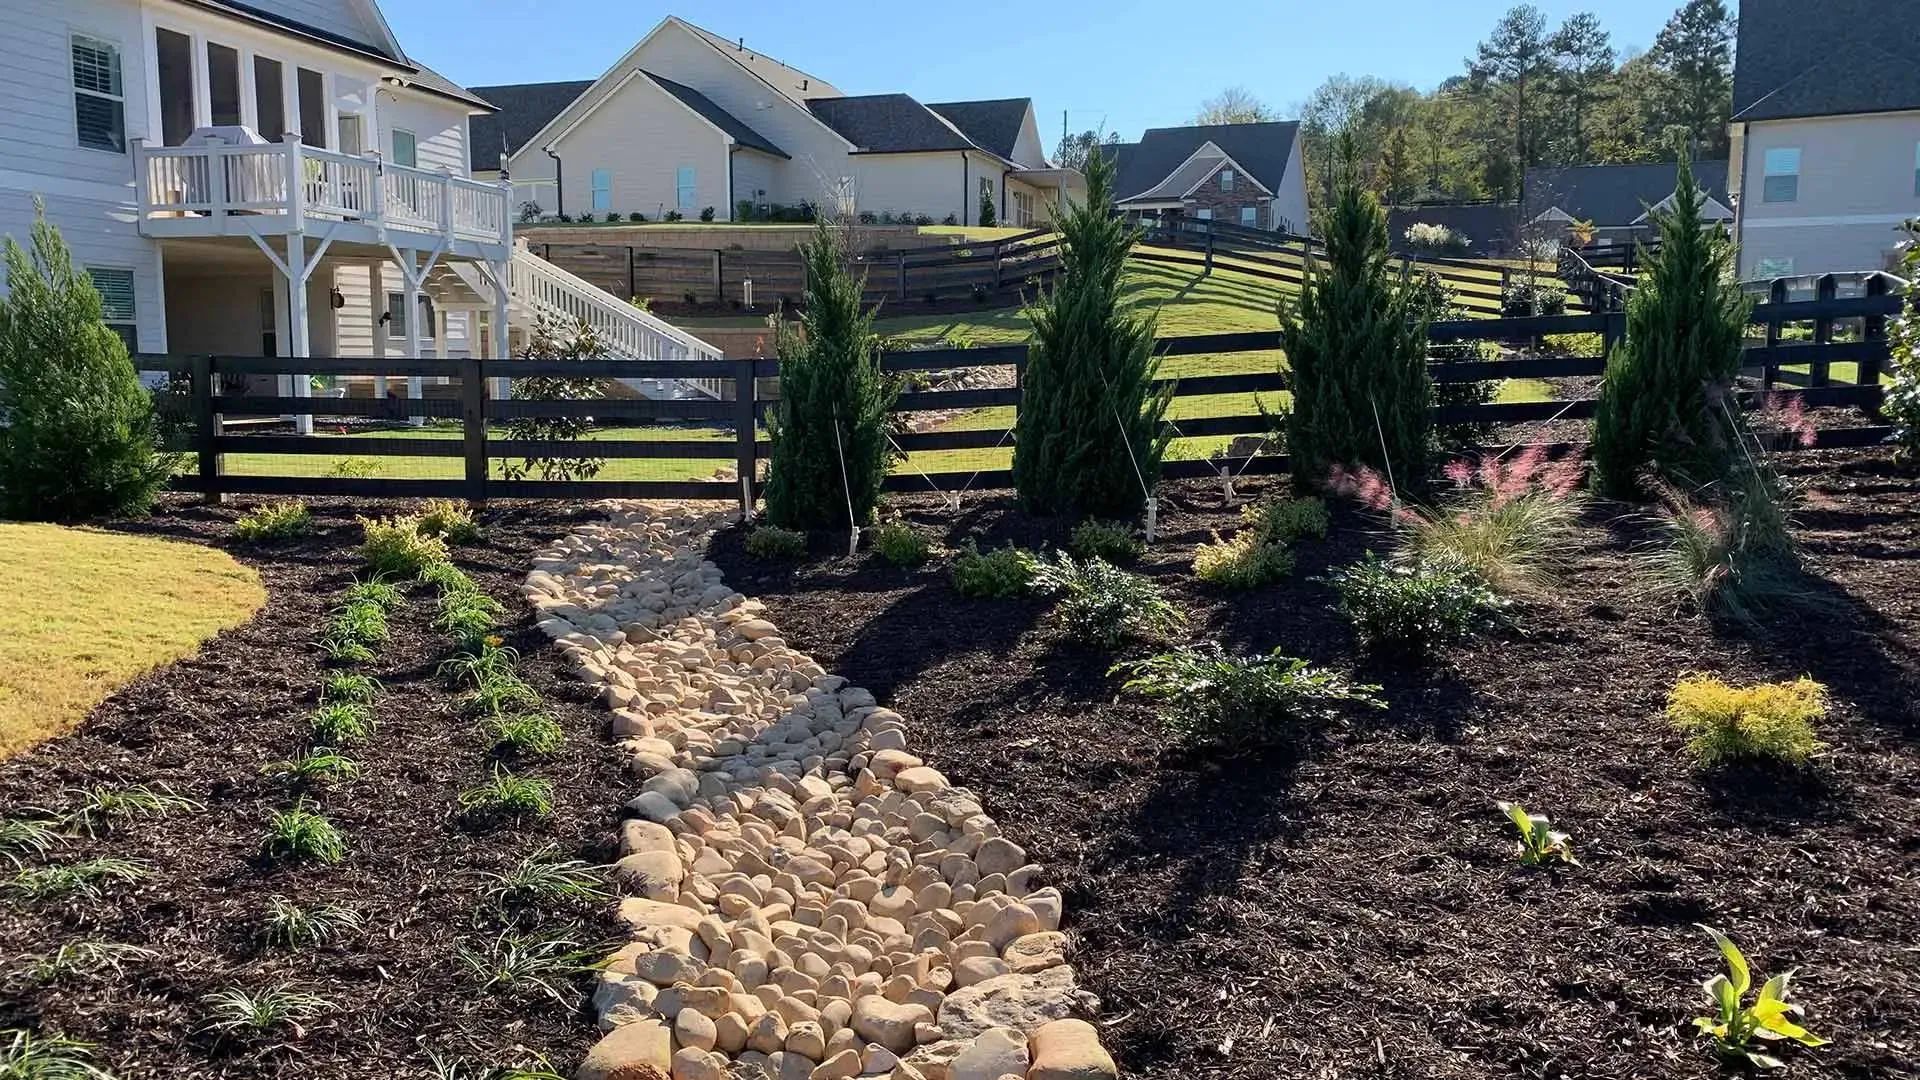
[808, 95, 977, 155]
[926, 99, 1031, 161]
[641, 72, 787, 158]
[1522, 162, 1731, 227]
[467, 80, 596, 171]
[1108, 121, 1301, 203]
[1119, 141, 1273, 203]
[1733, 0, 1920, 121]
[674, 17, 841, 103]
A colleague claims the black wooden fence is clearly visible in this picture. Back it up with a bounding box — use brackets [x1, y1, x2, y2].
[138, 290, 1900, 510]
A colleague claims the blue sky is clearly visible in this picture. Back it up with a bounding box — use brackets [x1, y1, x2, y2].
[388, 0, 1689, 144]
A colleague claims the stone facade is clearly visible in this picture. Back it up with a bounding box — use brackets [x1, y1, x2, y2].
[1182, 163, 1273, 229]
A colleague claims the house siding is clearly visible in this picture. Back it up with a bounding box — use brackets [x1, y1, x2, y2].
[852, 151, 999, 224]
[732, 147, 780, 216]
[0, 189, 164, 351]
[1737, 111, 1920, 277]
[550, 73, 729, 220]
[1008, 108, 1048, 170]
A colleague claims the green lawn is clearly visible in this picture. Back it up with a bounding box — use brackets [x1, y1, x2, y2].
[211, 423, 735, 482]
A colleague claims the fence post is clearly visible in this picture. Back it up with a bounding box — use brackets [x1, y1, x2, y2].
[733, 356, 758, 520]
[1763, 278, 1788, 389]
[1601, 311, 1626, 364]
[462, 355, 488, 504]
[1860, 274, 1892, 416]
[1204, 221, 1214, 276]
[627, 245, 636, 301]
[713, 249, 724, 303]
[192, 354, 224, 504]
[1811, 273, 1837, 388]
[897, 252, 907, 300]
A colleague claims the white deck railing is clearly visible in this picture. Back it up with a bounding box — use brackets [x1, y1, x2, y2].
[134, 134, 509, 247]
[509, 245, 728, 398]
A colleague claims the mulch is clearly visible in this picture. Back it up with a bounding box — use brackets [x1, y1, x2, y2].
[708, 449, 1920, 1080]
[0, 498, 624, 1078]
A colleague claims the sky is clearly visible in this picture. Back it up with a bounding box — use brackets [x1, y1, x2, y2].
[385, 0, 1692, 144]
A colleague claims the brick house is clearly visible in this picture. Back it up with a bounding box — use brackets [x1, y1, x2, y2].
[1108, 122, 1308, 232]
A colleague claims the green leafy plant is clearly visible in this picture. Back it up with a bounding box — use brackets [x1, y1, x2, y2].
[440, 642, 520, 688]
[261, 750, 363, 786]
[0, 1029, 116, 1080]
[418, 559, 478, 596]
[1496, 801, 1579, 867]
[762, 224, 901, 530]
[458, 671, 541, 718]
[325, 600, 389, 647]
[1886, 221, 1920, 461]
[200, 984, 335, 1040]
[455, 928, 596, 1004]
[358, 515, 449, 578]
[871, 520, 932, 567]
[59, 782, 199, 838]
[0, 201, 175, 521]
[418, 498, 484, 544]
[1641, 471, 1801, 625]
[261, 896, 364, 948]
[341, 578, 404, 612]
[459, 768, 555, 819]
[260, 806, 347, 864]
[1115, 645, 1384, 745]
[435, 589, 504, 649]
[0, 817, 61, 867]
[1244, 496, 1329, 543]
[482, 713, 564, 757]
[4, 858, 148, 901]
[1666, 675, 1826, 767]
[949, 541, 1037, 599]
[1068, 519, 1144, 564]
[321, 672, 380, 706]
[1028, 552, 1184, 647]
[1012, 146, 1170, 519]
[18, 940, 155, 983]
[1192, 529, 1295, 590]
[1324, 553, 1511, 655]
[474, 845, 610, 910]
[233, 501, 313, 544]
[499, 316, 608, 482]
[744, 525, 807, 560]
[309, 701, 376, 744]
[319, 633, 375, 665]
[1691, 925, 1828, 1068]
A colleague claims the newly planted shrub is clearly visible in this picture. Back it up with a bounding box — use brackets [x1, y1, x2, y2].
[0, 817, 60, 866]
[1496, 801, 1579, 866]
[1325, 553, 1510, 654]
[949, 542, 1036, 598]
[435, 589, 504, 648]
[500, 316, 608, 482]
[1193, 530, 1295, 590]
[0, 1029, 115, 1080]
[1069, 519, 1144, 564]
[418, 498, 483, 544]
[358, 515, 449, 578]
[474, 846, 609, 910]
[325, 600, 389, 647]
[459, 768, 555, 819]
[744, 525, 807, 560]
[1666, 676, 1826, 767]
[482, 713, 564, 757]
[233, 501, 313, 544]
[1028, 553, 1184, 646]
[1115, 645, 1383, 745]
[458, 671, 541, 718]
[260, 806, 346, 863]
[261, 896, 364, 948]
[201, 984, 335, 1039]
[870, 520, 932, 567]
[1886, 222, 1920, 461]
[309, 702, 375, 744]
[1691, 925, 1828, 1068]
[58, 782, 198, 838]
[341, 578, 404, 612]
[1244, 496, 1329, 543]
[262, 751, 362, 786]
[19, 940, 155, 982]
[4, 858, 148, 901]
[440, 643, 520, 689]
[321, 672, 380, 705]
[318, 633, 375, 665]
[418, 559, 478, 596]
[455, 928, 595, 1004]
[1642, 472, 1800, 625]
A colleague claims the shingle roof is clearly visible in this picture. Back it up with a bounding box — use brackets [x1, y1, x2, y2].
[405, 64, 494, 112]
[808, 95, 975, 154]
[466, 80, 596, 171]
[926, 99, 1030, 161]
[1521, 162, 1731, 228]
[1107, 122, 1301, 204]
[640, 72, 786, 158]
[1733, 0, 1920, 121]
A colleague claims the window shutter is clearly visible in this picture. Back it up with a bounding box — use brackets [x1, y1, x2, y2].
[88, 268, 137, 323]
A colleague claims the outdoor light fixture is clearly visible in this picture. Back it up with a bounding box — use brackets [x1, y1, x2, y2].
[329, 287, 346, 310]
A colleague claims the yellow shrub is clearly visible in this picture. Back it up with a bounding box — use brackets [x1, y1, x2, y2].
[1193, 530, 1294, 590]
[1665, 675, 1827, 766]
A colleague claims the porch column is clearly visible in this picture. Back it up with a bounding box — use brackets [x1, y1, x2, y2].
[286, 233, 313, 435]
[402, 249, 423, 427]
[425, 306, 445, 428]
[369, 260, 388, 399]
[491, 259, 511, 400]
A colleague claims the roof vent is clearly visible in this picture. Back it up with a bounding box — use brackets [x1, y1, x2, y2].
[737, 36, 744, 51]
[801, 79, 808, 91]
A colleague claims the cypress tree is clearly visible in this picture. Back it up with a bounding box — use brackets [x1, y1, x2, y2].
[979, 187, 997, 229]
[1012, 149, 1170, 519]
[762, 224, 899, 530]
[1591, 157, 1751, 499]
[0, 201, 174, 520]
[1281, 141, 1432, 491]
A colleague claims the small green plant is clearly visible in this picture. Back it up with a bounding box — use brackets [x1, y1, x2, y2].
[309, 701, 376, 744]
[1068, 519, 1144, 564]
[1028, 552, 1185, 647]
[744, 525, 807, 560]
[1496, 801, 1578, 867]
[1192, 529, 1295, 589]
[201, 984, 335, 1039]
[325, 599, 389, 647]
[458, 671, 541, 718]
[260, 806, 347, 863]
[321, 672, 380, 705]
[341, 578, 404, 611]
[418, 559, 478, 595]
[871, 520, 932, 567]
[261, 896, 364, 948]
[482, 713, 564, 757]
[1115, 645, 1384, 746]
[440, 642, 519, 688]
[233, 501, 313, 544]
[949, 541, 1037, 599]
[1691, 925, 1828, 1068]
[0, 1029, 115, 1079]
[455, 928, 596, 1004]
[435, 589, 504, 647]
[358, 515, 449, 578]
[261, 750, 363, 786]
[1666, 676, 1826, 767]
[4, 857, 148, 901]
[319, 632, 375, 665]
[418, 498, 484, 544]
[326, 457, 379, 479]
[59, 782, 199, 838]
[1324, 553, 1511, 655]
[0, 817, 61, 867]
[474, 845, 610, 910]
[459, 768, 555, 819]
[19, 940, 156, 982]
[1244, 495, 1329, 542]
[1642, 473, 1801, 625]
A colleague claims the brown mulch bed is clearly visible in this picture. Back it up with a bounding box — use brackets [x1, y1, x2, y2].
[0, 498, 621, 1078]
[709, 449, 1920, 1080]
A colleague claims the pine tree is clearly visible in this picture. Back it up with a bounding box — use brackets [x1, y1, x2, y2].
[1591, 157, 1751, 499]
[1282, 140, 1432, 492]
[1011, 148, 1170, 519]
[762, 224, 899, 530]
[979, 187, 996, 229]
[0, 201, 174, 520]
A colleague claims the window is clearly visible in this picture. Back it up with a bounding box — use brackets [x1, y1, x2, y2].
[1240, 206, 1258, 227]
[154, 28, 193, 147]
[254, 56, 285, 141]
[675, 165, 696, 210]
[1762, 147, 1800, 203]
[592, 168, 612, 212]
[338, 114, 362, 156]
[1754, 256, 1795, 279]
[87, 267, 136, 349]
[71, 34, 125, 152]
[1195, 208, 1213, 220]
[207, 42, 240, 127]
[1219, 168, 1234, 192]
[297, 68, 326, 148]
[386, 292, 436, 339]
[392, 129, 417, 168]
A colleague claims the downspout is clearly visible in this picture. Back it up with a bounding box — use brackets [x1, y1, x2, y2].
[961, 151, 969, 226]
[726, 142, 736, 221]
[1001, 170, 1008, 225]
[1728, 120, 1748, 277]
[544, 146, 562, 217]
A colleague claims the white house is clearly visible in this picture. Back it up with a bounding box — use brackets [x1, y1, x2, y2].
[1728, 0, 1920, 279]
[471, 16, 1082, 227]
[0, 0, 718, 427]
[1108, 122, 1309, 233]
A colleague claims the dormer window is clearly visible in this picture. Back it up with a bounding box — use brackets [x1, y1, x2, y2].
[1220, 169, 1234, 193]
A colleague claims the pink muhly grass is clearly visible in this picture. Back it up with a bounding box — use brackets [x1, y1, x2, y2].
[1756, 392, 1818, 449]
